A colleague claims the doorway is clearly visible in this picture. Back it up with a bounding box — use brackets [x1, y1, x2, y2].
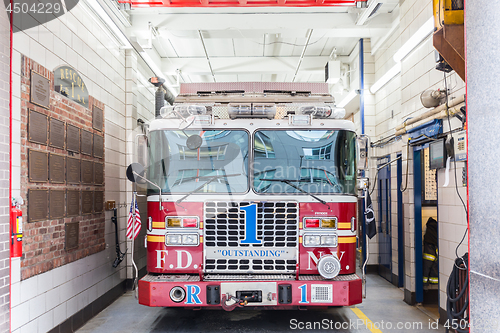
[377, 156, 392, 283]
[414, 147, 439, 315]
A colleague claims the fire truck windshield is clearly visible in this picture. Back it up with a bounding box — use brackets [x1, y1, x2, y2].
[148, 129, 249, 194]
[253, 130, 357, 195]
[147, 128, 356, 196]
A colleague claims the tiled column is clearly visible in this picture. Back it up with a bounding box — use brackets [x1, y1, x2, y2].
[0, 1, 10, 331]
[466, 2, 500, 332]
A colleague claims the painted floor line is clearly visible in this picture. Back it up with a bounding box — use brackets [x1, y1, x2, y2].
[350, 307, 383, 333]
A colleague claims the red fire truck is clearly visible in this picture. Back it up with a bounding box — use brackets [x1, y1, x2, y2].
[130, 82, 363, 310]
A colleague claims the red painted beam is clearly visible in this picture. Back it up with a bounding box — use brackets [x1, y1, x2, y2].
[118, 0, 360, 7]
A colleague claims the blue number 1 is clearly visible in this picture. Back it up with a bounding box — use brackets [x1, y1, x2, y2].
[299, 284, 309, 303]
[240, 204, 261, 244]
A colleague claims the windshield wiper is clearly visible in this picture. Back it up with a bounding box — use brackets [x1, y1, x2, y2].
[176, 173, 241, 204]
[260, 178, 330, 208]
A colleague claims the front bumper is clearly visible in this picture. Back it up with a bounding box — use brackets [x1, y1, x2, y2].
[138, 274, 362, 308]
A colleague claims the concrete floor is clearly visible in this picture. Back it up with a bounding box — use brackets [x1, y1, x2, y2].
[77, 274, 445, 333]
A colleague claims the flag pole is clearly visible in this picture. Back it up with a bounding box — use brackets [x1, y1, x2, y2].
[131, 190, 139, 298]
[362, 188, 369, 299]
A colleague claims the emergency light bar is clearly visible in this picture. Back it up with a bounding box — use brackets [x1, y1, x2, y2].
[297, 105, 346, 119]
[160, 105, 207, 118]
[228, 103, 276, 119]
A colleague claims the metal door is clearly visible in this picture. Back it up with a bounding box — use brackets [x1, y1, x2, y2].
[378, 157, 392, 282]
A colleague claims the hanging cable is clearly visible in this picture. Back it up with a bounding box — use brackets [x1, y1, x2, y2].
[446, 253, 469, 333]
[444, 72, 469, 269]
[400, 138, 410, 192]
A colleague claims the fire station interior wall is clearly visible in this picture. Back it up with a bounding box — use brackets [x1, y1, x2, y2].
[10, 2, 155, 332]
[0, 0, 11, 331]
[347, 39, 379, 267]
[368, 0, 467, 311]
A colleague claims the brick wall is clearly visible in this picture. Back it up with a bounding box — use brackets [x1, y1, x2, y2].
[0, 0, 11, 330]
[20, 57, 106, 280]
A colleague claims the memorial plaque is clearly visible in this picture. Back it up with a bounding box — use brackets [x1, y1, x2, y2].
[30, 71, 50, 109]
[65, 222, 79, 250]
[94, 191, 104, 213]
[67, 124, 80, 153]
[67, 157, 80, 184]
[28, 110, 48, 145]
[29, 150, 48, 182]
[82, 191, 93, 215]
[28, 189, 48, 222]
[49, 118, 65, 149]
[55, 66, 89, 107]
[81, 130, 93, 156]
[81, 160, 93, 185]
[93, 134, 104, 159]
[49, 190, 65, 219]
[94, 162, 104, 185]
[67, 190, 80, 217]
[92, 105, 103, 132]
[49, 153, 65, 184]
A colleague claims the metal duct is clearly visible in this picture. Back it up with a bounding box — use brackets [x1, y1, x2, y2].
[163, 85, 175, 106]
[155, 87, 165, 118]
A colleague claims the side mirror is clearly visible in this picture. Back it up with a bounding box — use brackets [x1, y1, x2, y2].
[186, 134, 203, 150]
[126, 163, 145, 183]
[357, 135, 370, 171]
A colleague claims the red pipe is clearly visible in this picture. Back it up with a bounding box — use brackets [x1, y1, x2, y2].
[117, 0, 358, 7]
[463, 0, 471, 325]
[9, 0, 13, 331]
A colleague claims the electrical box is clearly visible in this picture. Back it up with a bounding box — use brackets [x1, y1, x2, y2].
[429, 139, 447, 169]
[325, 61, 341, 84]
[454, 130, 467, 161]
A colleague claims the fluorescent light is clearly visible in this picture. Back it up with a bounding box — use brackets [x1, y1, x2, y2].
[393, 17, 434, 62]
[141, 52, 163, 77]
[337, 90, 358, 108]
[85, 0, 131, 48]
[356, 0, 381, 26]
[370, 63, 401, 94]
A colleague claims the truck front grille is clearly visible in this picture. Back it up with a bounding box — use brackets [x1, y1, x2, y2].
[204, 201, 298, 273]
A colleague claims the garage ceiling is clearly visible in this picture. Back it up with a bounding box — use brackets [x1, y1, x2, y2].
[112, 0, 398, 110]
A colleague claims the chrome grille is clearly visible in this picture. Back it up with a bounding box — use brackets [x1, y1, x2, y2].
[204, 201, 299, 273]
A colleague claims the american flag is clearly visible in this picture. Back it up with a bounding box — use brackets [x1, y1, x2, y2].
[126, 197, 141, 240]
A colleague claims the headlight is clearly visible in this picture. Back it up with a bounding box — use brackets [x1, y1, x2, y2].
[321, 235, 338, 247]
[303, 234, 338, 247]
[166, 234, 182, 245]
[182, 234, 199, 245]
[166, 233, 199, 246]
[303, 235, 321, 247]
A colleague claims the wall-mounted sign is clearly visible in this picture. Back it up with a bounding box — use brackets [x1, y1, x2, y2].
[54, 66, 89, 107]
[30, 71, 50, 109]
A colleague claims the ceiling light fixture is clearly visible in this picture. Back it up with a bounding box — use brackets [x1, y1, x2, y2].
[393, 17, 434, 62]
[85, 0, 131, 48]
[337, 90, 358, 108]
[369, 63, 401, 94]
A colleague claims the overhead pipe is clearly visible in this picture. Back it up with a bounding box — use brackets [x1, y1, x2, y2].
[198, 30, 216, 82]
[395, 102, 465, 136]
[292, 29, 313, 82]
[395, 94, 465, 134]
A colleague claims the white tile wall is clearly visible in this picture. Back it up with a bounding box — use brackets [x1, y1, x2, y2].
[368, 0, 468, 302]
[11, 1, 157, 332]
